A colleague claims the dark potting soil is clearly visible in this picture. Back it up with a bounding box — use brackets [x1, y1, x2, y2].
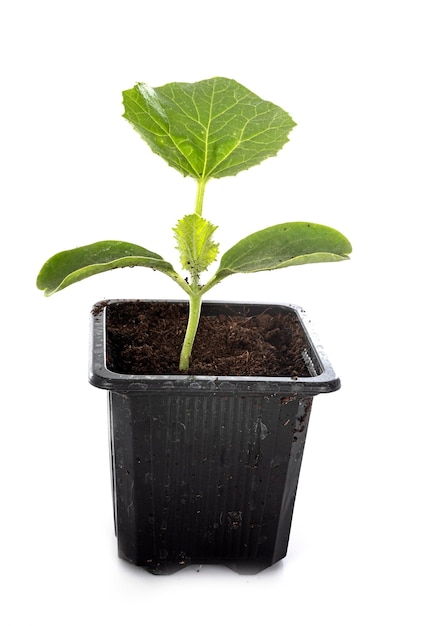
[104, 301, 311, 377]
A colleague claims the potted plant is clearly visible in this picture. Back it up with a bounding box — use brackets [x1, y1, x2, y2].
[37, 77, 351, 575]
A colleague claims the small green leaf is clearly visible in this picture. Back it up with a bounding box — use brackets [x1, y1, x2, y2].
[209, 222, 352, 285]
[173, 214, 219, 275]
[36, 241, 178, 296]
[122, 77, 296, 181]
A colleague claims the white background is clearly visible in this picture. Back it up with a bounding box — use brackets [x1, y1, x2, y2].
[1, 0, 426, 623]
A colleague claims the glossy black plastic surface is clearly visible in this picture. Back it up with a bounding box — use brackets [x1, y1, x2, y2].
[89, 301, 340, 574]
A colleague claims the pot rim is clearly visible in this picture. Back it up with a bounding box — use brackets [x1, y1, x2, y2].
[89, 299, 341, 395]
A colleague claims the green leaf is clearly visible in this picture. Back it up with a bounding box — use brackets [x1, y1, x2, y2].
[209, 222, 352, 285]
[122, 77, 296, 181]
[173, 214, 219, 275]
[36, 240, 178, 296]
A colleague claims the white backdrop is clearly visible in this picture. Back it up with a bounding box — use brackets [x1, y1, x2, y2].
[2, 1, 426, 624]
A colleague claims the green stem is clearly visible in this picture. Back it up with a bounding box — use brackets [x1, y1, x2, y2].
[178, 177, 210, 370]
[195, 179, 207, 216]
[179, 292, 202, 370]
[168, 270, 193, 296]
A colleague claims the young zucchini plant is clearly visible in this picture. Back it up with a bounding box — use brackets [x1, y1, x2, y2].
[37, 77, 352, 371]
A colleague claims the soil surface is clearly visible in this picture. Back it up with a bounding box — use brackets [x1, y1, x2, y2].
[104, 301, 311, 377]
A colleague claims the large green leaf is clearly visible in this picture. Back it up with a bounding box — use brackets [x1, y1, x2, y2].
[208, 222, 352, 286]
[122, 77, 296, 180]
[37, 241, 177, 296]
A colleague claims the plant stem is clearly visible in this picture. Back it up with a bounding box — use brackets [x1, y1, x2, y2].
[195, 179, 207, 216]
[179, 292, 202, 370]
[178, 178, 209, 370]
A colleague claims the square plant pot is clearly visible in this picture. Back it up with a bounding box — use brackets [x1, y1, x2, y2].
[89, 300, 340, 574]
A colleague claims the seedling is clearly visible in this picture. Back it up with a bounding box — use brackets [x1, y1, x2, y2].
[37, 77, 351, 370]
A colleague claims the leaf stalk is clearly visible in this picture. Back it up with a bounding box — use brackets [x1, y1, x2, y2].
[195, 179, 207, 216]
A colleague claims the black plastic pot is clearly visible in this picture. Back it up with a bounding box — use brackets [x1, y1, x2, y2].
[89, 300, 340, 574]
